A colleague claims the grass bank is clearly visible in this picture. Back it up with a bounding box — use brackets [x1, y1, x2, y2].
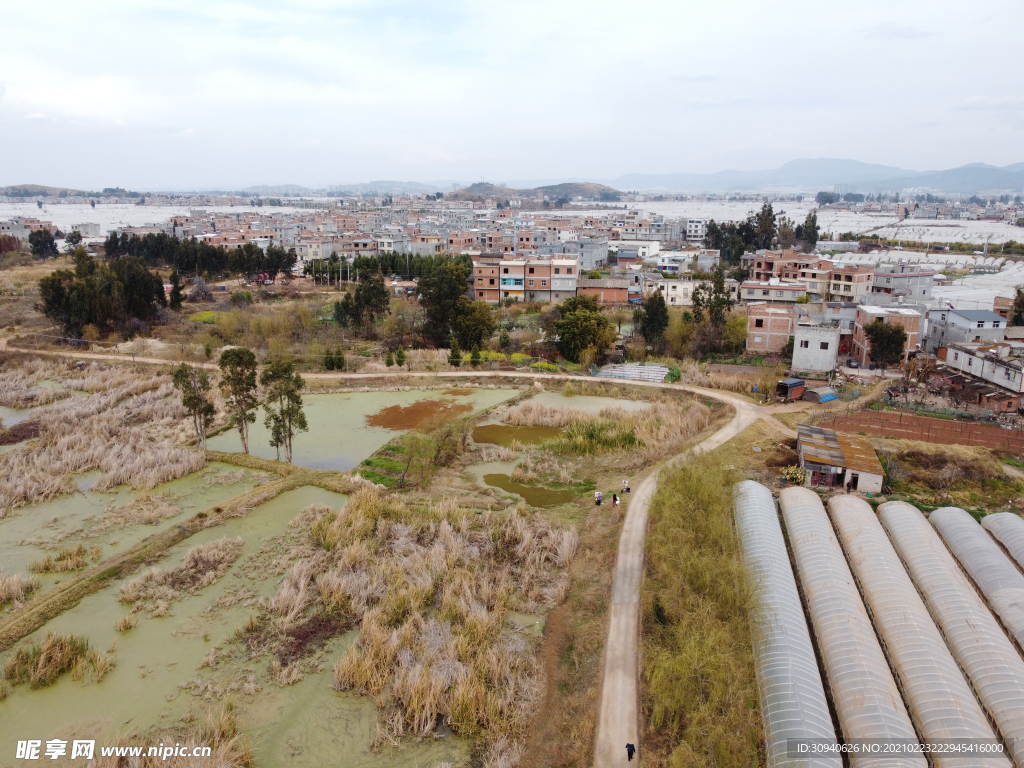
[640, 452, 763, 767]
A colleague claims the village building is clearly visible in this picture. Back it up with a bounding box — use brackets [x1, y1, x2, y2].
[797, 424, 885, 493]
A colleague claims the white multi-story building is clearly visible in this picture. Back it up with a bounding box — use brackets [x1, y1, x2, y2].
[686, 218, 707, 242]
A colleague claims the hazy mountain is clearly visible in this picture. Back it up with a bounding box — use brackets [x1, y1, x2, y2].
[869, 163, 1024, 194]
[446, 181, 621, 202]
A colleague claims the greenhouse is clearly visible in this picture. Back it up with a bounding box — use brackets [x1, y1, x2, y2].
[733, 481, 840, 767]
[827, 497, 1006, 766]
[779, 488, 924, 766]
[878, 501, 1024, 767]
[930, 507, 1024, 651]
[982, 511, 1024, 572]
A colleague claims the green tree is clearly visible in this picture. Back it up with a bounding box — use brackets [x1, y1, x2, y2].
[29, 229, 58, 258]
[218, 347, 259, 454]
[172, 363, 215, 448]
[418, 260, 471, 346]
[1011, 287, 1024, 327]
[560, 294, 601, 315]
[639, 292, 669, 346]
[721, 312, 748, 355]
[323, 349, 336, 370]
[448, 339, 462, 367]
[797, 210, 819, 251]
[777, 217, 795, 249]
[385, 350, 394, 367]
[863, 320, 908, 371]
[63, 231, 83, 253]
[260, 359, 308, 463]
[168, 269, 185, 310]
[498, 327, 511, 350]
[470, 345, 481, 367]
[333, 293, 355, 327]
[555, 309, 615, 363]
[753, 201, 777, 249]
[38, 250, 166, 337]
[453, 299, 496, 351]
[353, 270, 391, 331]
[395, 347, 407, 368]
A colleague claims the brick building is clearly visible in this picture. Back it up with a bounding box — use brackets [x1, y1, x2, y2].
[746, 304, 795, 353]
[851, 306, 921, 366]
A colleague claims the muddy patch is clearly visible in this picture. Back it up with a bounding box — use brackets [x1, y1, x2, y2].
[444, 388, 473, 396]
[0, 420, 40, 446]
[366, 400, 473, 430]
[483, 474, 577, 508]
[474, 424, 562, 447]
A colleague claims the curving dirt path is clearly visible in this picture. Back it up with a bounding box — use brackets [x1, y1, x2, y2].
[592, 390, 766, 768]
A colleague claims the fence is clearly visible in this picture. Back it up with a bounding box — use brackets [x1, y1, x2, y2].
[817, 410, 1024, 452]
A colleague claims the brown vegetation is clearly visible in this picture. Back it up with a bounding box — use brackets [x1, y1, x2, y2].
[0, 357, 205, 515]
[119, 537, 245, 612]
[4, 632, 92, 688]
[0, 571, 40, 606]
[30, 544, 88, 573]
[366, 399, 474, 430]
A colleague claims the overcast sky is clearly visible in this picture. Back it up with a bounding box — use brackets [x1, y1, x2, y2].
[2, 0, 1022, 190]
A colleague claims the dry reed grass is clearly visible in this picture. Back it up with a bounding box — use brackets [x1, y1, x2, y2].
[674, 360, 752, 394]
[119, 538, 244, 611]
[479, 445, 519, 462]
[507, 400, 712, 460]
[236, 493, 575, 767]
[4, 632, 91, 688]
[115, 614, 137, 633]
[30, 543, 88, 573]
[0, 571, 40, 606]
[0, 357, 70, 408]
[0, 359, 205, 515]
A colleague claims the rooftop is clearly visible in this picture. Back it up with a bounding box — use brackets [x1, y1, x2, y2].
[797, 424, 885, 477]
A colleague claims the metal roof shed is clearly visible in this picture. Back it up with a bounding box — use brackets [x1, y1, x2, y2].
[803, 386, 838, 403]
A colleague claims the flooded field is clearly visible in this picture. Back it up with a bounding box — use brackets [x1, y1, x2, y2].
[207, 389, 516, 471]
[482, 474, 577, 508]
[0, 463, 266, 589]
[527, 391, 652, 415]
[0, 485, 467, 768]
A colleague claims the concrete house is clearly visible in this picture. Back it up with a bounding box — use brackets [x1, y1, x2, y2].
[925, 309, 1005, 351]
[851, 306, 921, 366]
[746, 304, 795, 353]
[797, 424, 884, 493]
[792, 321, 841, 373]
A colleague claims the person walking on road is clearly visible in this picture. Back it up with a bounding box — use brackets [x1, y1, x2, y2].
[623, 479, 630, 494]
[626, 743, 636, 762]
[612, 493, 619, 507]
[596, 490, 603, 506]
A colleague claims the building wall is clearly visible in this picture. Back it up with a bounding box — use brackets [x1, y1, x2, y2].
[851, 308, 920, 366]
[792, 325, 841, 372]
[746, 307, 794, 352]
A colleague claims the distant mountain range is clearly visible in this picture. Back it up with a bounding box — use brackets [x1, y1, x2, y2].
[8, 159, 1024, 201]
[609, 159, 1024, 194]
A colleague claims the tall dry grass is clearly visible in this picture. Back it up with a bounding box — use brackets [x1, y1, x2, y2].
[4, 632, 96, 689]
[0, 571, 39, 607]
[0, 357, 70, 408]
[239, 494, 576, 767]
[674, 360, 751, 394]
[119, 537, 244, 612]
[640, 453, 762, 767]
[506, 401, 712, 459]
[0, 360, 205, 516]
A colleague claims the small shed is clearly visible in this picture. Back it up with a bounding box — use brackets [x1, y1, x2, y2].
[797, 424, 884, 493]
[776, 378, 806, 402]
[803, 387, 838, 404]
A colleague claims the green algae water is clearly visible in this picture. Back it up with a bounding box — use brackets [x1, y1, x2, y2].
[0, 484, 470, 768]
[472, 424, 563, 447]
[482, 474, 577, 508]
[207, 388, 516, 471]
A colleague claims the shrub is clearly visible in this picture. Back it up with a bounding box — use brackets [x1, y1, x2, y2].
[30, 544, 88, 573]
[4, 633, 91, 689]
[0, 571, 39, 606]
[530, 361, 558, 372]
[229, 291, 253, 307]
[188, 310, 218, 324]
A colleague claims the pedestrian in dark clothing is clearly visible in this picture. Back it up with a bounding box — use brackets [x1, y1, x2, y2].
[613, 493, 619, 507]
[846, 481, 851, 494]
[626, 743, 636, 761]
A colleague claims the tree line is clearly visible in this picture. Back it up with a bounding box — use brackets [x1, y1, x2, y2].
[103, 233, 294, 279]
[703, 202, 819, 263]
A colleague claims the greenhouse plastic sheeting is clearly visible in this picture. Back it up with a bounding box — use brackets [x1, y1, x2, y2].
[879, 501, 1024, 767]
[983, 511, 1024, 573]
[931, 507, 1024, 651]
[734, 482, 840, 768]
[828, 496, 1008, 767]
[779, 487, 925, 767]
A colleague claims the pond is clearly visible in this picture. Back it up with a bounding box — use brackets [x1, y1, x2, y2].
[207, 389, 517, 471]
[472, 424, 563, 447]
[482, 474, 577, 508]
[528, 390, 653, 414]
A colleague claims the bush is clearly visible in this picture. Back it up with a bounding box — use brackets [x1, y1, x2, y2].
[229, 291, 253, 306]
[665, 365, 681, 383]
[530, 361, 558, 372]
[189, 310, 218, 324]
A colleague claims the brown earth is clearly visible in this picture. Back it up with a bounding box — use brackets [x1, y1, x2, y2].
[364, 399, 473, 430]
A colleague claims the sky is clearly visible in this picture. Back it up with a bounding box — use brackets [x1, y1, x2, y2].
[2, 0, 1023, 191]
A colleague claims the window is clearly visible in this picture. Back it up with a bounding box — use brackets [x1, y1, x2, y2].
[800, 340, 810, 348]
[762, 290, 769, 296]
[968, 358, 973, 367]
[747, 289, 754, 295]
[541, 279, 547, 286]
[954, 352, 959, 361]
[514, 279, 523, 286]
[994, 322, 1001, 328]
[977, 321, 984, 328]
[567, 268, 573, 274]
[528, 279, 534, 287]
[478, 291, 484, 297]
[503, 268, 509, 274]
[820, 342, 829, 350]
[776, 291, 784, 297]
[754, 335, 763, 343]
[554, 268, 560, 274]
[755, 318, 764, 328]
[489, 278, 494, 285]
[528, 267, 534, 274]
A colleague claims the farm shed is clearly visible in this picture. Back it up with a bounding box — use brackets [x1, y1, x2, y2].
[796, 424, 884, 492]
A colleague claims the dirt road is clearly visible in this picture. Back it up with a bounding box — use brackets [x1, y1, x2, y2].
[592, 390, 765, 768]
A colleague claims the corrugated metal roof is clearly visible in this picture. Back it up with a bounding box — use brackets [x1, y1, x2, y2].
[797, 424, 884, 476]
